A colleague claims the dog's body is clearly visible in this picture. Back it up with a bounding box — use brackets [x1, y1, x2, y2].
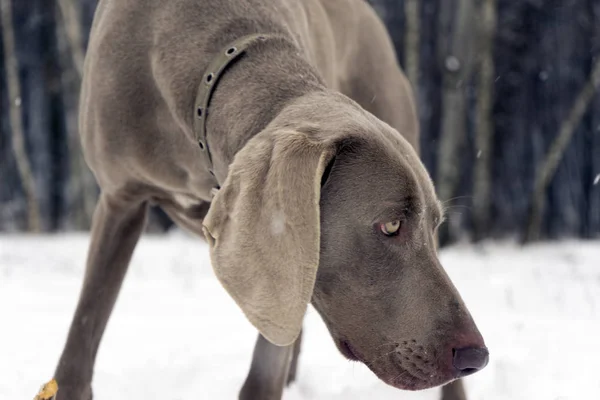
[55, 0, 487, 399]
[79, 0, 418, 223]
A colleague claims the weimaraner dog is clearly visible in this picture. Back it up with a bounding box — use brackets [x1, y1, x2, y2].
[54, 0, 489, 399]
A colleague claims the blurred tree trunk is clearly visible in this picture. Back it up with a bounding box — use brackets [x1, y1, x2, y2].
[1, 0, 41, 232]
[436, 0, 476, 243]
[525, 57, 600, 243]
[404, 0, 420, 88]
[57, 0, 85, 75]
[56, 0, 97, 229]
[472, 0, 497, 241]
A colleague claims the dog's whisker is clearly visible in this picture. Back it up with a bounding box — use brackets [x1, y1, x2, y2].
[444, 204, 472, 210]
[390, 369, 411, 384]
[444, 211, 465, 217]
[441, 195, 473, 205]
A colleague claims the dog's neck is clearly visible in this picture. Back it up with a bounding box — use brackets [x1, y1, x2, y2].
[203, 36, 327, 181]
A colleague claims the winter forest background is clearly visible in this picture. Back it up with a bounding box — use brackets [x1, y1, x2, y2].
[1, 0, 599, 245]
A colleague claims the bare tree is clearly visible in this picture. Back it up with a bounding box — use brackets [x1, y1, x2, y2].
[404, 0, 420, 89]
[57, 0, 85, 75]
[473, 0, 497, 241]
[436, 0, 476, 241]
[56, 0, 97, 229]
[1, 0, 41, 231]
[435, 6, 477, 391]
[525, 58, 600, 243]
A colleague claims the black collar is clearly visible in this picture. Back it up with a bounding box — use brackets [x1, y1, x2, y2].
[194, 33, 279, 196]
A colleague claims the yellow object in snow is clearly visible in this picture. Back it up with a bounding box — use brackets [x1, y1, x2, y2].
[34, 379, 58, 400]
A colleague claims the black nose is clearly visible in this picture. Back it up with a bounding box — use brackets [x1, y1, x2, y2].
[452, 347, 489, 374]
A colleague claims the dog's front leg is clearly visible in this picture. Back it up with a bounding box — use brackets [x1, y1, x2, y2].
[239, 332, 298, 400]
[441, 379, 467, 400]
[54, 193, 148, 400]
[286, 329, 302, 386]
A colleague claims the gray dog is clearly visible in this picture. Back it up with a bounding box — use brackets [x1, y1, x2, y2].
[54, 0, 489, 399]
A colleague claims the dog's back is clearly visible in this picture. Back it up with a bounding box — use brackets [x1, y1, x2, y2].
[80, 0, 401, 197]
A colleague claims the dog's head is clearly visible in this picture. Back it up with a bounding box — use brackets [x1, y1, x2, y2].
[203, 92, 487, 390]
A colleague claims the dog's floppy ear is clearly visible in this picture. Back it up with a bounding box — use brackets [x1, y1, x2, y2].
[202, 128, 338, 346]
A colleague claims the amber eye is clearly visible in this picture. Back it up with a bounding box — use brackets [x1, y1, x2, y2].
[380, 220, 402, 236]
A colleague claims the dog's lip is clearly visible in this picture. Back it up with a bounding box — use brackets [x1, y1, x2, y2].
[335, 338, 456, 391]
[337, 339, 363, 362]
[371, 362, 453, 391]
[386, 373, 450, 391]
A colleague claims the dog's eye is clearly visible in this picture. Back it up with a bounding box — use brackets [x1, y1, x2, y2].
[380, 220, 402, 236]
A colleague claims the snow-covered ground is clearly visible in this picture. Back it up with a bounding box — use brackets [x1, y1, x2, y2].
[1, 234, 599, 400]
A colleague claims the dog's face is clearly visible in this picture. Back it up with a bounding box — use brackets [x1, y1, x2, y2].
[203, 96, 487, 390]
[312, 137, 488, 390]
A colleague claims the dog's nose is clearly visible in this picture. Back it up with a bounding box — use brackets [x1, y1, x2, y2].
[452, 347, 489, 374]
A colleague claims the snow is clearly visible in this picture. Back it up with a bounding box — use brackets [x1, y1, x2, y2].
[1, 234, 599, 400]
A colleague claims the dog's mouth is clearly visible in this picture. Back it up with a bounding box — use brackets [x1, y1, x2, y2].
[383, 370, 454, 391]
[337, 339, 362, 362]
[370, 356, 455, 391]
[334, 337, 457, 391]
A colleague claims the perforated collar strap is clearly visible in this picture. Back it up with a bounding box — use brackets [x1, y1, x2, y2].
[194, 34, 277, 182]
